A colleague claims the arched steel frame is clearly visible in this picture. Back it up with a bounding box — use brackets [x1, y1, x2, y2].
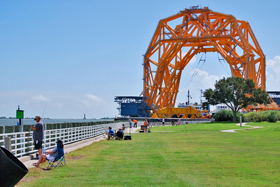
[142, 7, 265, 111]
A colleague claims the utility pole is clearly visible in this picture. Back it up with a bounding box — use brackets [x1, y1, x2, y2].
[18, 106, 21, 126]
[187, 90, 190, 105]
[200, 89, 203, 104]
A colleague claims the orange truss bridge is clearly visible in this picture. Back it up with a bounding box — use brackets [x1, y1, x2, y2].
[142, 7, 265, 112]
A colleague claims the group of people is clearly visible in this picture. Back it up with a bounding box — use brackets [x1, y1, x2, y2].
[107, 124, 125, 140]
[31, 115, 63, 167]
[128, 118, 138, 128]
[30, 115, 151, 167]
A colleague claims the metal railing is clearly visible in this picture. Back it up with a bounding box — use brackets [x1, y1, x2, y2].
[0, 121, 130, 157]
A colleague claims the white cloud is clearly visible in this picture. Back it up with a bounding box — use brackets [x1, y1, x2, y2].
[186, 68, 225, 90]
[85, 94, 102, 102]
[267, 56, 280, 72]
[77, 100, 90, 106]
[192, 69, 224, 87]
[177, 69, 226, 104]
[266, 55, 280, 91]
[50, 102, 64, 109]
[32, 95, 51, 101]
[189, 56, 197, 64]
[182, 53, 197, 64]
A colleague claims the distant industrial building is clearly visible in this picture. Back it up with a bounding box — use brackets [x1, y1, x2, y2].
[267, 91, 280, 106]
[114, 96, 151, 117]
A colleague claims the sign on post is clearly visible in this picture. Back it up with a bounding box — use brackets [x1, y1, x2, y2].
[16, 105, 24, 126]
[16, 110, 24, 119]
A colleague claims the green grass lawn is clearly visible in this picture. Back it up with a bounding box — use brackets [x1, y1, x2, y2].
[17, 122, 280, 187]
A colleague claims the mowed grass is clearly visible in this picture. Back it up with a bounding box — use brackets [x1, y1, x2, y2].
[17, 122, 280, 187]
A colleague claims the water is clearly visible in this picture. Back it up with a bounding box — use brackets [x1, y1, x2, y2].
[0, 118, 114, 126]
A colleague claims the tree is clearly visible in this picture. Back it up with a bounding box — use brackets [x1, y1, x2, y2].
[203, 77, 269, 122]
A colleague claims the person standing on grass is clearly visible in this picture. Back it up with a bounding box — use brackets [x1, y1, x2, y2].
[144, 118, 148, 133]
[128, 117, 132, 128]
[31, 115, 44, 157]
[133, 119, 137, 128]
[144, 119, 148, 126]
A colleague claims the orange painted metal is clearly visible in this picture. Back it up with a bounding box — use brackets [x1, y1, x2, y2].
[142, 7, 265, 112]
[152, 106, 209, 119]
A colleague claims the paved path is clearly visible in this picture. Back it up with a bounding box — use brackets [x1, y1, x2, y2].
[20, 127, 140, 168]
[220, 123, 263, 133]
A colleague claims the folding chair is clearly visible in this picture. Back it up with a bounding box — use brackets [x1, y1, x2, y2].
[108, 132, 116, 140]
[47, 140, 66, 169]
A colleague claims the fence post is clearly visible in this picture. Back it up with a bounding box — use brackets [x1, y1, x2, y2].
[240, 116, 242, 127]
[4, 136, 11, 152]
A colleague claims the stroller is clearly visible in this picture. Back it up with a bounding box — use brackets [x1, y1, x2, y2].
[46, 140, 66, 169]
[115, 129, 124, 140]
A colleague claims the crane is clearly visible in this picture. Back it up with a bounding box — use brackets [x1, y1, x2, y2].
[141, 7, 267, 116]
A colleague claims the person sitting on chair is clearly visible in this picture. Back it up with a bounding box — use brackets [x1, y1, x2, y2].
[107, 127, 115, 140]
[33, 140, 64, 167]
[116, 128, 124, 140]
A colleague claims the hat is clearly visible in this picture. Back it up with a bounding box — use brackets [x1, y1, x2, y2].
[34, 115, 41, 120]
[56, 140, 63, 144]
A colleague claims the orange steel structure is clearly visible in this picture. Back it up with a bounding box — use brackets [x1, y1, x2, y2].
[151, 106, 209, 119]
[142, 7, 265, 112]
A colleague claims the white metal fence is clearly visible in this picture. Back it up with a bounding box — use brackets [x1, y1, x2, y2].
[0, 122, 130, 157]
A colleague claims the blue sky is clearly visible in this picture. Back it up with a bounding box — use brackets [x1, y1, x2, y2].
[1, 0, 280, 119]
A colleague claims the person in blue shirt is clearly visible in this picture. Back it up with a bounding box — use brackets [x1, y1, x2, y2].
[33, 140, 64, 167]
[107, 127, 115, 140]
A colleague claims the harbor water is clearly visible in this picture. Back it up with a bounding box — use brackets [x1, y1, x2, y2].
[0, 118, 114, 126]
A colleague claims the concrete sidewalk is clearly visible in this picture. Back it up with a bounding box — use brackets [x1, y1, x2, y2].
[20, 127, 140, 168]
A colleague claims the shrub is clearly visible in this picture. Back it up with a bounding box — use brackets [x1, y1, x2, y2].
[260, 111, 270, 121]
[214, 110, 280, 122]
[245, 111, 265, 122]
[267, 112, 278, 123]
[244, 110, 280, 122]
[213, 110, 245, 122]
[236, 112, 246, 122]
[213, 110, 232, 121]
[277, 111, 280, 120]
[252, 115, 262, 122]
[244, 112, 255, 122]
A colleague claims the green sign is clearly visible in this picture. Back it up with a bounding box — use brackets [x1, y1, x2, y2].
[16, 110, 24, 119]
